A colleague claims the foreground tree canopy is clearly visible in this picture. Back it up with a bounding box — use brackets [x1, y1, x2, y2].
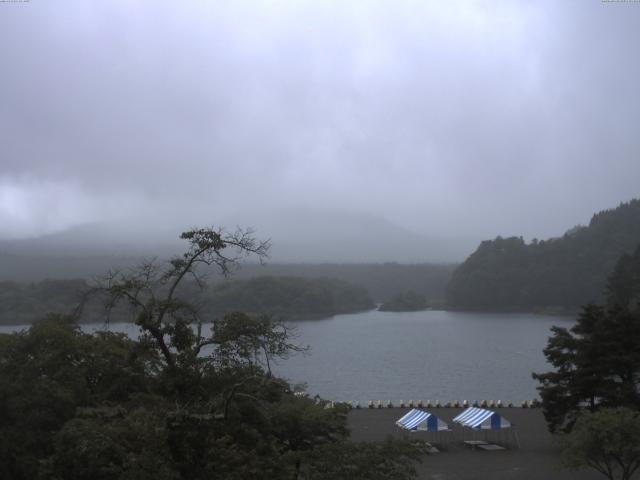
[0, 227, 420, 480]
[560, 407, 640, 480]
[533, 244, 640, 433]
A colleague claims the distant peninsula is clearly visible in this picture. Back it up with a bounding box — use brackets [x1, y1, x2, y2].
[0, 275, 375, 325]
[378, 290, 429, 312]
[203, 275, 375, 320]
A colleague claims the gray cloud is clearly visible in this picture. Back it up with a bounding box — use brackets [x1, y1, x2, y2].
[0, 0, 638, 242]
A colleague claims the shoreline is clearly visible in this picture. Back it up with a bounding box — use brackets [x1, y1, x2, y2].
[347, 408, 601, 480]
[0, 306, 579, 327]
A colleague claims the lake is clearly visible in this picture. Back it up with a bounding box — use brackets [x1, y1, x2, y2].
[0, 309, 572, 403]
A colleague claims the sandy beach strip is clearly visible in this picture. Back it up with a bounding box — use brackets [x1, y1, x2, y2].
[347, 407, 604, 480]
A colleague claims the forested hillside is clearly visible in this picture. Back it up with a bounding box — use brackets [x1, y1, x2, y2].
[203, 276, 374, 319]
[0, 276, 374, 325]
[0, 279, 88, 324]
[0, 253, 455, 305]
[446, 199, 640, 310]
[228, 263, 455, 303]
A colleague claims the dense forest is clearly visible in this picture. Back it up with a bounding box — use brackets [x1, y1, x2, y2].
[224, 263, 455, 304]
[533, 243, 640, 431]
[0, 228, 420, 479]
[0, 262, 454, 324]
[204, 276, 374, 319]
[446, 199, 640, 310]
[378, 291, 430, 312]
[0, 276, 374, 325]
[0, 279, 88, 325]
[0, 255, 456, 305]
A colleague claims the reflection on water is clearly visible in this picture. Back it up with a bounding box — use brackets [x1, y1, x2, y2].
[0, 310, 573, 403]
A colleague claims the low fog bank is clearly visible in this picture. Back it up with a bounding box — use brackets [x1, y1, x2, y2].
[0, 209, 480, 282]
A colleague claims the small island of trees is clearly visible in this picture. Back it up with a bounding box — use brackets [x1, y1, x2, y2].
[378, 290, 430, 312]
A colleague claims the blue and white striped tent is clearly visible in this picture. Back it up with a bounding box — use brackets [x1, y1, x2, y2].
[452, 407, 511, 430]
[396, 409, 450, 432]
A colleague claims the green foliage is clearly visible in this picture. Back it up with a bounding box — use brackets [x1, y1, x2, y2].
[447, 199, 640, 310]
[0, 262, 455, 326]
[559, 407, 640, 480]
[0, 228, 420, 480]
[607, 245, 640, 312]
[533, 247, 640, 433]
[223, 263, 456, 305]
[299, 438, 421, 480]
[0, 254, 457, 306]
[0, 315, 158, 480]
[0, 279, 88, 324]
[267, 396, 350, 453]
[0, 311, 372, 479]
[378, 290, 429, 312]
[0, 275, 375, 325]
[212, 311, 306, 375]
[42, 407, 180, 480]
[204, 275, 374, 319]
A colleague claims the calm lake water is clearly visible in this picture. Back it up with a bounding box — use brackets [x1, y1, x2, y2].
[0, 309, 572, 403]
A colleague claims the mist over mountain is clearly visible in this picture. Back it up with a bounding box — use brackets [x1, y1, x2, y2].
[0, 209, 477, 282]
[0, 221, 187, 257]
[224, 208, 479, 263]
[1, 3, 640, 478]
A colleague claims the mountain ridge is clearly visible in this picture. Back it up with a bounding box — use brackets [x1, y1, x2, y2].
[446, 198, 640, 310]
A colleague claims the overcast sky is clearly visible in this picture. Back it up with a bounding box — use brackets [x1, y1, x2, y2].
[1, 0, 639, 242]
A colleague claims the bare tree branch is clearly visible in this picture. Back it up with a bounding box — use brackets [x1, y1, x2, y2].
[76, 226, 270, 377]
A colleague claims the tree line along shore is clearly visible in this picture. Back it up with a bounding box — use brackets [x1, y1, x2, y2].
[2, 199, 639, 324]
[1, 217, 639, 479]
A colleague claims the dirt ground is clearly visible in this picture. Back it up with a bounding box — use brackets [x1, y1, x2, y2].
[347, 407, 606, 480]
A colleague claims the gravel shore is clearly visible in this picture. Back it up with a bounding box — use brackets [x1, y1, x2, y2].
[347, 407, 604, 480]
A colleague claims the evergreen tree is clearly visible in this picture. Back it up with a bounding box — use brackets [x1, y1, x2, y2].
[448, 199, 640, 310]
[533, 245, 640, 432]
